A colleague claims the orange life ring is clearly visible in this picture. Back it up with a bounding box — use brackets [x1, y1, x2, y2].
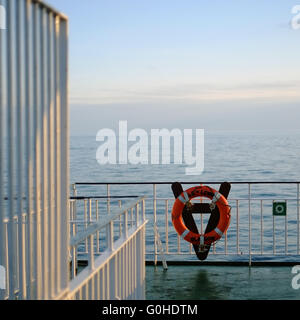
[171, 185, 231, 246]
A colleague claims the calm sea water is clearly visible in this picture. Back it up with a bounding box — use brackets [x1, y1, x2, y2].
[70, 130, 300, 185]
[70, 130, 300, 261]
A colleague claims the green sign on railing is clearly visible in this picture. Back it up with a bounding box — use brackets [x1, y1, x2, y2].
[273, 201, 287, 216]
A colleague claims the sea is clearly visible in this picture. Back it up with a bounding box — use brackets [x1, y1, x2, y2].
[70, 130, 300, 261]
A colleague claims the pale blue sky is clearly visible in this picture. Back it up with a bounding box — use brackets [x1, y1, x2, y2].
[47, 0, 300, 134]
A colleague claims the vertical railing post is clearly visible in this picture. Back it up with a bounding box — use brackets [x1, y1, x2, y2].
[177, 234, 181, 254]
[107, 184, 111, 214]
[72, 185, 78, 267]
[123, 210, 128, 240]
[225, 230, 228, 255]
[142, 199, 146, 223]
[16, 0, 26, 299]
[297, 183, 299, 255]
[41, 6, 50, 299]
[72, 184, 77, 212]
[260, 200, 263, 255]
[84, 199, 88, 253]
[88, 234, 94, 271]
[6, 0, 18, 299]
[130, 208, 134, 228]
[0, 0, 5, 301]
[47, 11, 56, 298]
[24, 0, 35, 298]
[107, 221, 114, 252]
[118, 200, 122, 237]
[248, 184, 252, 266]
[71, 202, 77, 279]
[106, 184, 111, 253]
[135, 203, 139, 228]
[285, 199, 288, 255]
[88, 198, 92, 223]
[272, 200, 275, 255]
[153, 184, 157, 266]
[165, 200, 169, 254]
[95, 200, 100, 253]
[236, 200, 239, 255]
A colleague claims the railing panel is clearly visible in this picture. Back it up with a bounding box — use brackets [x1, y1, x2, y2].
[72, 182, 300, 266]
[0, 0, 68, 300]
[67, 197, 147, 300]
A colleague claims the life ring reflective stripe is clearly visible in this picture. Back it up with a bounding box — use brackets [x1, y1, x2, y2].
[171, 185, 231, 245]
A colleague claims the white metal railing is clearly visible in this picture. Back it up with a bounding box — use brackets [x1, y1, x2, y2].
[67, 197, 148, 300]
[0, 0, 68, 300]
[72, 182, 300, 266]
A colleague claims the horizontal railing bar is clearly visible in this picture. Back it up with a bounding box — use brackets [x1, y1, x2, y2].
[69, 219, 136, 224]
[148, 198, 299, 201]
[69, 195, 139, 200]
[146, 260, 300, 266]
[74, 181, 300, 185]
[3, 195, 139, 201]
[151, 252, 300, 256]
[11, 196, 296, 202]
[70, 197, 145, 247]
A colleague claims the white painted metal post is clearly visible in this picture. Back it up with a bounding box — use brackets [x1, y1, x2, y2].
[153, 184, 157, 265]
[57, 14, 69, 297]
[24, 0, 34, 299]
[0, 0, 69, 300]
[89, 199, 92, 223]
[48, 10, 56, 298]
[260, 200, 263, 255]
[108, 221, 114, 252]
[88, 234, 95, 271]
[297, 183, 299, 254]
[41, 6, 50, 299]
[0, 0, 5, 300]
[285, 199, 288, 255]
[95, 200, 100, 253]
[16, 0, 26, 300]
[248, 184, 252, 266]
[118, 200, 122, 237]
[135, 203, 139, 227]
[107, 184, 111, 214]
[142, 199, 146, 222]
[236, 200, 239, 254]
[272, 200, 275, 255]
[165, 200, 169, 254]
[81, 199, 87, 252]
[6, 0, 18, 299]
[71, 203, 77, 279]
[123, 210, 128, 239]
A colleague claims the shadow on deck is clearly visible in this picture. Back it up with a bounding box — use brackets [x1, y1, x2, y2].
[145, 262, 300, 300]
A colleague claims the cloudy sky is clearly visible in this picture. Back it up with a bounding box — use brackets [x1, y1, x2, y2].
[47, 0, 300, 135]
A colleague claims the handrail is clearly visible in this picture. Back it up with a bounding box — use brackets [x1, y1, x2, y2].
[68, 195, 147, 299]
[70, 182, 300, 266]
[70, 195, 139, 200]
[69, 196, 146, 247]
[73, 181, 300, 185]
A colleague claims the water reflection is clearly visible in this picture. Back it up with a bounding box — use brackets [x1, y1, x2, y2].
[147, 266, 232, 300]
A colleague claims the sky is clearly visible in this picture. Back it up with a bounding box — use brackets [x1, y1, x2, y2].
[46, 0, 300, 135]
